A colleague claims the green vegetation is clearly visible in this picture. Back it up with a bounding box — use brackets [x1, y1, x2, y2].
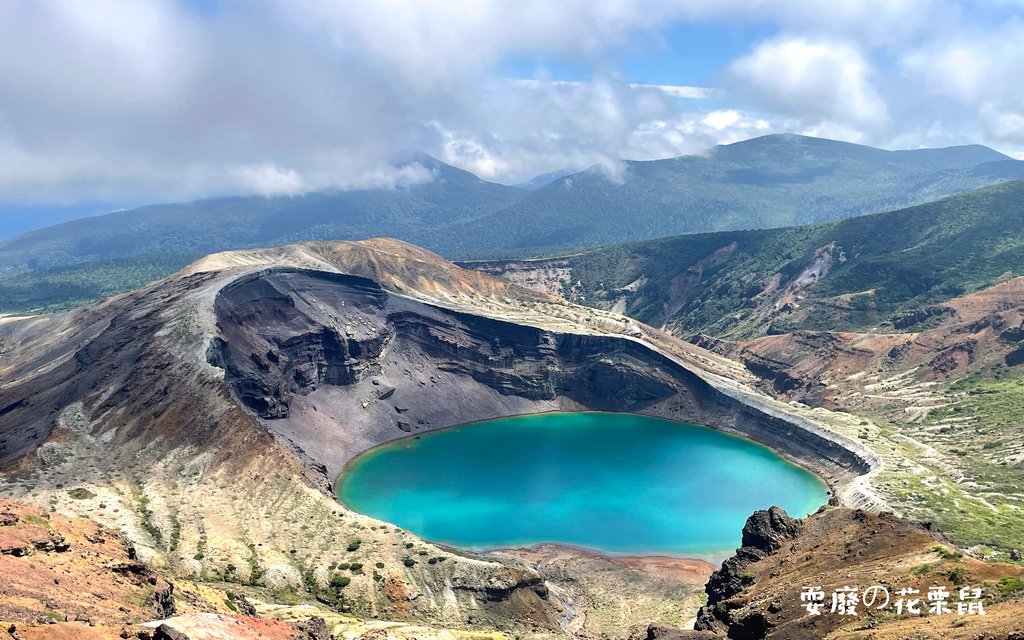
[66, 487, 95, 500]
[329, 574, 351, 589]
[21, 514, 49, 527]
[559, 178, 1024, 337]
[886, 465, 1024, 555]
[907, 371, 1024, 552]
[911, 562, 939, 576]
[0, 254, 197, 314]
[933, 545, 964, 560]
[948, 565, 968, 586]
[997, 576, 1024, 597]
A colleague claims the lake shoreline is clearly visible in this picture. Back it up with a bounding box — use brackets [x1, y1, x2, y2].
[489, 542, 718, 585]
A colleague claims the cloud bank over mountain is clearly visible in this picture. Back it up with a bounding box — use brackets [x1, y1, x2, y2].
[0, 0, 1022, 206]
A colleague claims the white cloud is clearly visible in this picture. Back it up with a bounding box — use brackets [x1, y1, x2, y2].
[900, 20, 1024, 145]
[230, 164, 306, 197]
[634, 83, 719, 99]
[702, 110, 743, 131]
[0, 0, 1021, 209]
[982, 107, 1024, 145]
[731, 37, 888, 133]
[510, 78, 717, 100]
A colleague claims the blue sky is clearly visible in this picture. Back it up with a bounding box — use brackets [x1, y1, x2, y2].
[0, 0, 1022, 234]
[500, 20, 777, 88]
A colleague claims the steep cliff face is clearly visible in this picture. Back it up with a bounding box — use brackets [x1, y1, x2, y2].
[210, 269, 691, 474]
[205, 267, 876, 489]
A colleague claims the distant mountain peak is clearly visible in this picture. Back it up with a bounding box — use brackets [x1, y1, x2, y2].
[718, 133, 1009, 162]
[514, 168, 580, 190]
[389, 149, 444, 169]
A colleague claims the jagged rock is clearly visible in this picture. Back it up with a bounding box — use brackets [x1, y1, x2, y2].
[232, 593, 257, 616]
[629, 622, 721, 640]
[687, 334, 730, 354]
[292, 617, 331, 640]
[886, 341, 912, 361]
[893, 305, 955, 330]
[1006, 345, 1024, 367]
[696, 507, 801, 637]
[739, 506, 801, 555]
[690, 507, 1024, 639]
[153, 624, 189, 640]
[999, 324, 1024, 343]
[928, 339, 977, 375]
[153, 582, 176, 619]
[37, 533, 71, 553]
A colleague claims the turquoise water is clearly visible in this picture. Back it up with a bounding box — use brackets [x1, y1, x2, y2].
[337, 412, 827, 556]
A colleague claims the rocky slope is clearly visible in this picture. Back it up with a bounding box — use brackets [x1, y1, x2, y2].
[0, 499, 327, 640]
[208, 266, 876, 489]
[693, 506, 1024, 639]
[0, 238, 890, 637]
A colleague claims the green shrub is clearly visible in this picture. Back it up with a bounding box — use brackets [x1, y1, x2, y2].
[948, 565, 968, 586]
[998, 576, 1024, 596]
[329, 574, 351, 589]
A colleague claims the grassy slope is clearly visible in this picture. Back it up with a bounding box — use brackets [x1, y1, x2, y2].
[0, 254, 202, 313]
[562, 178, 1024, 337]
[914, 371, 1024, 551]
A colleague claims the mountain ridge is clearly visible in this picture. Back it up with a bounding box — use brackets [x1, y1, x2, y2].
[3, 135, 1024, 314]
[451, 134, 1024, 256]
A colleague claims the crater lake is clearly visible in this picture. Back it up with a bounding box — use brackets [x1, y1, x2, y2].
[337, 412, 828, 557]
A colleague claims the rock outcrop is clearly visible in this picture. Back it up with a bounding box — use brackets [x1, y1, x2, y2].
[0, 499, 178, 635]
